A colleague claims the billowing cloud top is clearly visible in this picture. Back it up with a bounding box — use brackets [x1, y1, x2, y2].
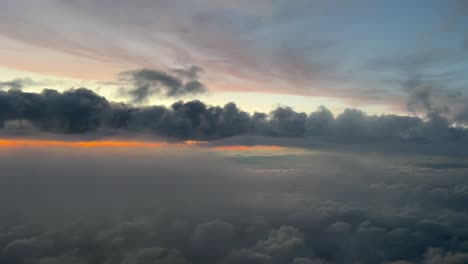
[1, 146, 468, 264]
[0, 87, 467, 157]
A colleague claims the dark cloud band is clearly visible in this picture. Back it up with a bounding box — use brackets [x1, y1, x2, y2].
[0, 88, 467, 147]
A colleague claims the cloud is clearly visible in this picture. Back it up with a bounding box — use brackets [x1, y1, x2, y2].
[402, 78, 434, 113]
[122, 247, 188, 264]
[0, 148, 468, 263]
[392, 74, 468, 129]
[292, 257, 330, 264]
[1, 0, 468, 113]
[0, 78, 37, 90]
[400, 76, 466, 118]
[36, 250, 88, 264]
[119, 68, 207, 103]
[3, 236, 54, 260]
[423, 248, 468, 264]
[221, 248, 272, 264]
[255, 226, 304, 257]
[191, 219, 235, 260]
[0, 88, 111, 133]
[173, 65, 204, 80]
[454, 106, 468, 123]
[1, 87, 468, 156]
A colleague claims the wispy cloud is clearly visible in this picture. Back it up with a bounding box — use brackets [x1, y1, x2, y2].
[1, 0, 466, 110]
[119, 67, 207, 103]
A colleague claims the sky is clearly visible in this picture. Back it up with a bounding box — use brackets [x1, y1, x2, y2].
[0, 0, 467, 115]
[2, 1, 468, 264]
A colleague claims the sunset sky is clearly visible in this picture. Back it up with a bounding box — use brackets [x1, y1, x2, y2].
[1, 0, 467, 115]
[1, 1, 468, 264]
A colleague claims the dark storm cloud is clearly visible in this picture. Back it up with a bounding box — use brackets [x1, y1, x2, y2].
[1, 148, 468, 263]
[119, 68, 207, 103]
[1, 87, 468, 155]
[0, 88, 111, 133]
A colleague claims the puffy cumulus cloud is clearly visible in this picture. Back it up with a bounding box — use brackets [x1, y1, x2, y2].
[1, 88, 468, 156]
[221, 226, 307, 264]
[119, 68, 207, 103]
[0, 148, 468, 263]
[255, 226, 304, 257]
[0, 88, 111, 134]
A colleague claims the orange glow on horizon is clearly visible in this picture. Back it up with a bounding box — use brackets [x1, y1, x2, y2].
[0, 139, 282, 152]
[0, 139, 165, 148]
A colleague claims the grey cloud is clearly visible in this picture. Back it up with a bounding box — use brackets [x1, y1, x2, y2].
[3, 236, 54, 261]
[0, 78, 36, 90]
[184, 80, 205, 95]
[403, 78, 434, 113]
[122, 247, 188, 264]
[37, 251, 88, 264]
[119, 68, 207, 103]
[0, 149, 468, 263]
[292, 258, 331, 264]
[367, 45, 468, 116]
[221, 249, 272, 264]
[224, 226, 308, 264]
[191, 219, 235, 261]
[0, 88, 111, 133]
[401, 77, 457, 115]
[1, 88, 468, 156]
[269, 107, 307, 137]
[399, 77, 468, 126]
[173, 66, 204, 80]
[423, 248, 468, 264]
[454, 106, 468, 123]
[255, 226, 304, 257]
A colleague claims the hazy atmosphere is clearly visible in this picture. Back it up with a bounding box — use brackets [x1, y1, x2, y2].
[1, 1, 468, 264]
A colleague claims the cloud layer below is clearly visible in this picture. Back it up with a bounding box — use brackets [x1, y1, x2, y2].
[1, 148, 468, 264]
